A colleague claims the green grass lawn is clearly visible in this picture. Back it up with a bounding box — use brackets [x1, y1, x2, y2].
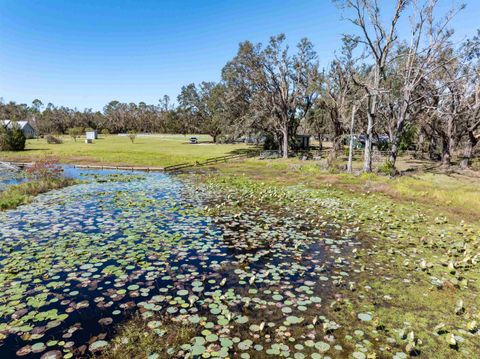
[0, 134, 251, 167]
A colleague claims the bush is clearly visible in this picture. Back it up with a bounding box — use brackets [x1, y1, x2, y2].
[101, 128, 110, 136]
[398, 123, 417, 151]
[0, 125, 8, 150]
[216, 135, 236, 144]
[263, 133, 279, 150]
[46, 135, 63, 144]
[0, 158, 75, 211]
[25, 158, 63, 181]
[68, 127, 83, 142]
[376, 139, 390, 151]
[127, 130, 137, 143]
[378, 160, 397, 176]
[0, 123, 26, 151]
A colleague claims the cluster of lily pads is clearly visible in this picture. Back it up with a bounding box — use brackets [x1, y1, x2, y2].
[0, 171, 213, 357]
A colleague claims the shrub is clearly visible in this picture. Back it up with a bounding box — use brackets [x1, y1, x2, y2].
[101, 128, 110, 136]
[68, 127, 83, 142]
[263, 133, 279, 150]
[0, 176, 75, 211]
[0, 125, 8, 150]
[46, 135, 63, 144]
[398, 123, 418, 151]
[378, 160, 397, 176]
[376, 139, 390, 151]
[0, 123, 26, 151]
[127, 130, 137, 143]
[216, 135, 236, 144]
[25, 158, 63, 181]
[9, 125, 26, 150]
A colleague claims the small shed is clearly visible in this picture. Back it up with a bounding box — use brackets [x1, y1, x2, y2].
[295, 135, 310, 150]
[86, 131, 97, 140]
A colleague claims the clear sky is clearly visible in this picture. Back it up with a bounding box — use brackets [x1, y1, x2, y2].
[1, 0, 479, 110]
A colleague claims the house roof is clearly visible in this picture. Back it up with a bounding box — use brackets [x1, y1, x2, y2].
[1, 120, 31, 130]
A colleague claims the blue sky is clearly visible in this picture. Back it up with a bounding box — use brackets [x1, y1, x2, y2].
[1, 0, 479, 110]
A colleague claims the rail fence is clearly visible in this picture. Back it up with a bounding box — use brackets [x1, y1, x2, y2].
[164, 150, 260, 172]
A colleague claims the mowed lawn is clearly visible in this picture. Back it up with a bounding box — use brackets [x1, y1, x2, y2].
[0, 134, 251, 167]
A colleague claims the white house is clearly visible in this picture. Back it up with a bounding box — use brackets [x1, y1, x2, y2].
[1, 120, 36, 139]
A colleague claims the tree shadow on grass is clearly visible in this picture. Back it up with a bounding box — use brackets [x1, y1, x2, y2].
[21, 148, 50, 151]
[227, 146, 262, 156]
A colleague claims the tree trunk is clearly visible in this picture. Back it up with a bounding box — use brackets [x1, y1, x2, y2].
[282, 127, 289, 159]
[364, 95, 376, 173]
[317, 134, 323, 154]
[388, 101, 408, 168]
[428, 134, 437, 161]
[442, 117, 455, 167]
[347, 105, 357, 173]
[416, 131, 425, 159]
[388, 122, 404, 167]
[330, 136, 342, 158]
[212, 134, 217, 143]
[441, 138, 451, 166]
[329, 119, 343, 160]
[389, 136, 399, 165]
[460, 132, 477, 169]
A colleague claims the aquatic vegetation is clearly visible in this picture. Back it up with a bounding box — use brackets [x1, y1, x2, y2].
[0, 169, 361, 358]
[1, 168, 479, 358]
[0, 177, 76, 210]
[196, 172, 480, 358]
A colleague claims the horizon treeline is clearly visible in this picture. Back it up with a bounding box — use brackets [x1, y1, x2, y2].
[1, 0, 479, 171]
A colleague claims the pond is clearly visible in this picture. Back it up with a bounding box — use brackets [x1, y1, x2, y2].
[0, 168, 358, 358]
[0, 170, 27, 191]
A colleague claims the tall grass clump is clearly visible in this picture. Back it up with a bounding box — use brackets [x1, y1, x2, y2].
[0, 158, 76, 210]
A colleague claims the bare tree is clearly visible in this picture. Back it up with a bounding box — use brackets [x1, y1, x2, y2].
[322, 37, 358, 162]
[385, 0, 463, 170]
[338, 0, 406, 172]
[459, 31, 480, 168]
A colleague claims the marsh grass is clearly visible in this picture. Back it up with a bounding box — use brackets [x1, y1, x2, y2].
[97, 316, 197, 359]
[0, 178, 76, 210]
[215, 159, 480, 221]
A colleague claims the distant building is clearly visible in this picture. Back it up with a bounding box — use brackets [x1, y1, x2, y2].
[85, 130, 98, 140]
[346, 134, 390, 149]
[242, 134, 267, 145]
[1, 120, 36, 139]
[295, 135, 310, 150]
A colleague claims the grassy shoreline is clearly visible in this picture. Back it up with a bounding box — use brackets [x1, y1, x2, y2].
[0, 178, 77, 210]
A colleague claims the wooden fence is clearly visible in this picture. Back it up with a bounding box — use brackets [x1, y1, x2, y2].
[164, 150, 260, 172]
